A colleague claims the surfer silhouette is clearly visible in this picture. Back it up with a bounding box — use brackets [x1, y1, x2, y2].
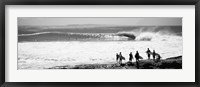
[152, 50, 162, 62]
[152, 50, 156, 61]
[119, 52, 122, 57]
[129, 52, 133, 62]
[146, 48, 151, 59]
[116, 53, 119, 63]
[119, 52, 125, 64]
[135, 51, 140, 62]
[135, 51, 141, 69]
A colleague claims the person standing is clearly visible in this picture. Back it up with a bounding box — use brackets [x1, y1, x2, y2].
[135, 51, 140, 62]
[116, 53, 119, 63]
[129, 52, 133, 62]
[152, 50, 156, 61]
[119, 52, 123, 64]
[135, 51, 140, 69]
[146, 48, 151, 60]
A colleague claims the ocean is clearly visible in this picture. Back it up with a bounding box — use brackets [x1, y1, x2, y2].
[18, 25, 182, 69]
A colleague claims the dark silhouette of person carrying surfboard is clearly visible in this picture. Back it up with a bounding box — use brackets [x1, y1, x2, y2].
[153, 50, 162, 61]
[135, 51, 142, 69]
[116, 53, 119, 63]
[153, 50, 156, 61]
[129, 52, 133, 62]
[146, 48, 151, 60]
[119, 52, 125, 64]
[135, 51, 140, 62]
[152, 50, 162, 62]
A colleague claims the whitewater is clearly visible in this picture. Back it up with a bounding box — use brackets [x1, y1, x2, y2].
[18, 32, 182, 69]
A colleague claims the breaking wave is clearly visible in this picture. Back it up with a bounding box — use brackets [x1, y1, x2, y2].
[18, 26, 182, 42]
[116, 32, 182, 42]
[116, 27, 182, 41]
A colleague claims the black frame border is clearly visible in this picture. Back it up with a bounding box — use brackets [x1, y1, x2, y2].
[0, 0, 200, 87]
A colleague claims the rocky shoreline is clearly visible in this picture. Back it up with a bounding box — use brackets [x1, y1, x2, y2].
[48, 56, 182, 69]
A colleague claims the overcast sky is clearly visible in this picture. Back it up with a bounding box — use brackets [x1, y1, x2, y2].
[18, 17, 182, 26]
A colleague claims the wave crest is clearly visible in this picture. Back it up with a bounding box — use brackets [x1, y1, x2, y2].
[135, 32, 182, 41]
[116, 31, 182, 41]
[135, 32, 154, 41]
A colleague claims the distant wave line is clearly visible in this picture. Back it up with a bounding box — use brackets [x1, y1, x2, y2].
[18, 32, 115, 36]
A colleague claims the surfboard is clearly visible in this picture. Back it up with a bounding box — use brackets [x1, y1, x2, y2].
[146, 51, 153, 55]
[139, 56, 143, 59]
[147, 52, 161, 59]
[147, 52, 159, 56]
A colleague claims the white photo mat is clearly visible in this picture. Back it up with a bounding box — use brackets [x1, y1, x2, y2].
[5, 5, 195, 82]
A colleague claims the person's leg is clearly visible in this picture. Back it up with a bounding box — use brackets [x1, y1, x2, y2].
[136, 61, 139, 69]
